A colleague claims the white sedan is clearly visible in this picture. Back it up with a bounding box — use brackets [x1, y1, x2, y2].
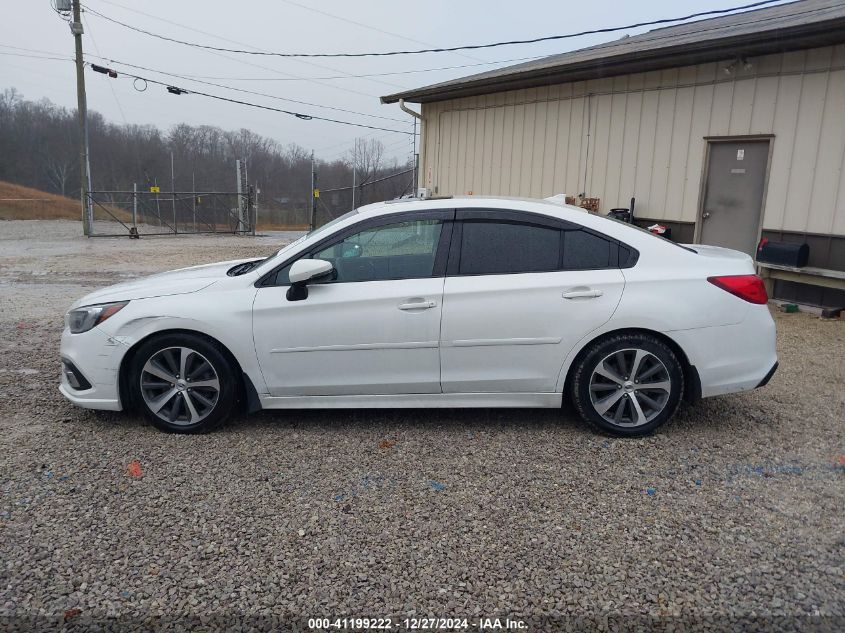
[59, 196, 778, 436]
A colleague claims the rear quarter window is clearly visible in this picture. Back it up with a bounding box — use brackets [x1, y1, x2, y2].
[562, 230, 614, 269]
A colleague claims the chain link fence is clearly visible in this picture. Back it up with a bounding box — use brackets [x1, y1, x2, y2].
[86, 189, 255, 237]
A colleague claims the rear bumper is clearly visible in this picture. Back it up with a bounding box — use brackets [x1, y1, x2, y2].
[668, 306, 778, 399]
[756, 361, 779, 389]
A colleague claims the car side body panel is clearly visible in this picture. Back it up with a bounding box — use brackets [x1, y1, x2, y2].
[252, 277, 446, 396]
[61, 283, 266, 411]
[58, 195, 778, 419]
[440, 269, 625, 393]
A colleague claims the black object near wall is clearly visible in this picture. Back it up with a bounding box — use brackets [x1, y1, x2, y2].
[756, 239, 810, 268]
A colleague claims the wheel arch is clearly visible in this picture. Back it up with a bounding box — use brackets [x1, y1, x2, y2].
[561, 327, 701, 405]
[118, 328, 260, 412]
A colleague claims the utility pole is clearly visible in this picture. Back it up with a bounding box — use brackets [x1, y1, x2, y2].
[236, 159, 244, 233]
[309, 151, 317, 232]
[70, 0, 94, 236]
[129, 182, 139, 239]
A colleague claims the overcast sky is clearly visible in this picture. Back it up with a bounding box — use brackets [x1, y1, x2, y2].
[1, 0, 789, 163]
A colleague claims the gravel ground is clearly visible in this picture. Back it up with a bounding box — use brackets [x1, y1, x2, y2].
[1, 220, 843, 632]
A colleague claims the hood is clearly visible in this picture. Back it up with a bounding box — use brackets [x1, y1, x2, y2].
[69, 258, 255, 309]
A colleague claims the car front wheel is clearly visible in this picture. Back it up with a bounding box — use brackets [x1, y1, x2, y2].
[570, 333, 684, 437]
[128, 333, 236, 433]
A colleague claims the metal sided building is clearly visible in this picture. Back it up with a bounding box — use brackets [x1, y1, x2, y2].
[381, 0, 845, 308]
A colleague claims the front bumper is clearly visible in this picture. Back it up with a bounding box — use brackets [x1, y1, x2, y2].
[58, 326, 125, 411]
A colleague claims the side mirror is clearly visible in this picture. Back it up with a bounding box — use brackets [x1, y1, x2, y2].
[287, 259, 334, 301]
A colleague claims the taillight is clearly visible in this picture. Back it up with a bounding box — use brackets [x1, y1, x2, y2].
[707, 275, 768, 304]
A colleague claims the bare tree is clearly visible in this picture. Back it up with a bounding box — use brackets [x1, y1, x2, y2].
[0, 89, 412, 227]
[347, 138, 385, 186]
[44, 155, 74, 196]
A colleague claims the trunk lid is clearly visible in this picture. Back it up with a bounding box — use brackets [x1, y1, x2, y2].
[682, 244, 756, 273]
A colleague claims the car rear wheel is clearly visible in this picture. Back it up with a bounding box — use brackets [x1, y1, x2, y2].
[129, 333, 236, 433]
[570, 333, 684, 437]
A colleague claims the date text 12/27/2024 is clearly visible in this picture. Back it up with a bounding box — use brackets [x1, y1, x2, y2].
[307, 618, 527, 630]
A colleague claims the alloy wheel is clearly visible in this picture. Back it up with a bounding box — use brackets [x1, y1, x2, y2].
[140, 346, 220, 426]
[588, 348, 672, 427]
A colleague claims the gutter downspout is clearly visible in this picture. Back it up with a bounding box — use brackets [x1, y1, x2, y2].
[399, 100, 422, 194]
[399, 99, 421, 119]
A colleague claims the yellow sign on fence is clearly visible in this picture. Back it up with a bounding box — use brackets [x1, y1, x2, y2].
[149, 186, 160, 193]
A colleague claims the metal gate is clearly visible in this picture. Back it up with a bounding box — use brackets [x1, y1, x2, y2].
[85, 188, 255, 237]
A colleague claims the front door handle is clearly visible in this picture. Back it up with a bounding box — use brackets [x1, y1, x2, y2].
[562, 289, 603, 300]
[398, 300, 437, 311]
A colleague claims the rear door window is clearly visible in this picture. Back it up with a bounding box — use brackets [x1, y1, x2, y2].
[458, 221, 561, 275]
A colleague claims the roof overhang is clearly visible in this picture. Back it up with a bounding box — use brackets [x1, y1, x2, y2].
[381, 5, 845, 104]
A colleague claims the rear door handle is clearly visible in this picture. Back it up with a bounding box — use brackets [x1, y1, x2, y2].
[562, 289, 603, 300]
[398, 300, 437, 311]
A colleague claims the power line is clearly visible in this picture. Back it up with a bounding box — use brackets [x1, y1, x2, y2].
[1, 53, 412, 165]
[321, 136, 411, 163]
[0, 44, 548, 83]
[278, 0, 487, 64]
[382, 136, 415, 151]
[0, 44, 64, 55]
[116, 55, 549, 82]
[83, 0, 785, 58]
[82, 0, 403, 93]
[316, 130, 402, 154]
[201, 48, 380, 99]
[320, 168, 414, 193]
[88, 55, 407, 123]
[100, 69, 414, 135]
[0, 51, 72, 62]
[82, 13, 128, 125]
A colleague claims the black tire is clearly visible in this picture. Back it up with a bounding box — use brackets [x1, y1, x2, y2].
[128, 333, 237, 433]
[570, 333, 684, 437]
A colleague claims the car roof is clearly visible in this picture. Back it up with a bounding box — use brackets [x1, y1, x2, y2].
[357, 195, 584, 218]
[357, 195, 629, 232]
[352, 195, 683, 255]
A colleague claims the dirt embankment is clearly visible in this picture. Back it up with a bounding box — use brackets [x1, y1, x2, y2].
[0, 181, 83, 221]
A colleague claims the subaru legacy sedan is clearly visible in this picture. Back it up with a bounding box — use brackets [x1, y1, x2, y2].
[59, 196, 777, 436]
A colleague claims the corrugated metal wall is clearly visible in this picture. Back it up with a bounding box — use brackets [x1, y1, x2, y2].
[420, 44, 845, 236]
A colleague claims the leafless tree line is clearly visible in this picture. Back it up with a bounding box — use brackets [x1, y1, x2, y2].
[0, 88, 414, 227]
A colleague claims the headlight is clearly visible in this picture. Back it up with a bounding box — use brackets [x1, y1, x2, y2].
[66, 301, 129, 334]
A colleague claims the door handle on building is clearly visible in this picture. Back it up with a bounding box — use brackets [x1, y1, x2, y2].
[562, 289, 603, 300]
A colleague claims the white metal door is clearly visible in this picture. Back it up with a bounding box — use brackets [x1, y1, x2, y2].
[252, 278, 444, 396]
[699, 140, 770, 255]
[440, 270, 625, 393]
